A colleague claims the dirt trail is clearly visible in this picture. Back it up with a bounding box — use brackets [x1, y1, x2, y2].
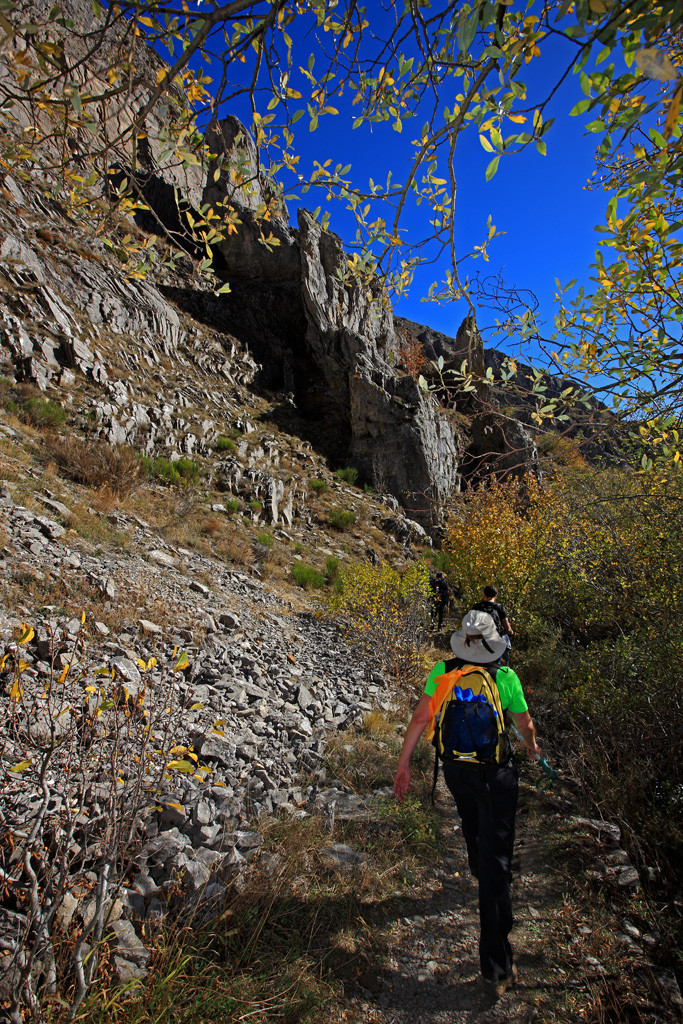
[340, 777, 679, 1024]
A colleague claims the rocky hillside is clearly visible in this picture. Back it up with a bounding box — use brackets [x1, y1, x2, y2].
[0, 4, 653, 1019]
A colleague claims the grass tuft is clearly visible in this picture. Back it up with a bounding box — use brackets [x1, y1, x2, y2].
[291, 564, 325, 589]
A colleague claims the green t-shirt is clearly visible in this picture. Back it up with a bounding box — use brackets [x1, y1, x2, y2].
[424, 660, 528, 714]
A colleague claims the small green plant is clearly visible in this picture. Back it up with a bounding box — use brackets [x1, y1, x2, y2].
[0, 381, 68, 430]
[142, 456, 201, 487]
[310, 478, 328, 494]
[249, 499, 263, 512]
[336, 466, 359, 486]
[22, 397, 68, 429]
[430, 549, 449, 572]
[256, 531, 273, 548]
[224, 497, 240, 514]
[327, 508, 356, 531]
[214, 436, 237, 453]
[325, 555, 340, 583]
[291, 564, 325, 589]
[363, 483, 374, 494]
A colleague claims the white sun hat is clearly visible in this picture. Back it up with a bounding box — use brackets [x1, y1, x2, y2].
[450, 609, 507, 664]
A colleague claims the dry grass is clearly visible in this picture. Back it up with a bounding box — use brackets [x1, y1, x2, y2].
[89, 485, 122, 515]
[42, 435, 144, 496]
[63, 501, 130, 550]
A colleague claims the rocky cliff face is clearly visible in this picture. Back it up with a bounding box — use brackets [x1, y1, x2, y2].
[0, 0, 551, 533]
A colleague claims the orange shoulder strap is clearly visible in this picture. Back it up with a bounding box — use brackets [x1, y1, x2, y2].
[426, 666, 476, 741]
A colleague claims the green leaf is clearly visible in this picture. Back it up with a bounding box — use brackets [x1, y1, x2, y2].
[485, 155, 500, 181]
[570, 98, 591, 116]
[458, 14, 478, 53]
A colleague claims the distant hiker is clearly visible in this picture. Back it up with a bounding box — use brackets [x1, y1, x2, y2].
[430, 571, 450, 629]
[472, 585, 513, 655]
[393, 609, 540, 999]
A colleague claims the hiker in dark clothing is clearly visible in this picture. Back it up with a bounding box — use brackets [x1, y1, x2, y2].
[430, 572, 450, 629]
[393, 610, 540, 999]
[472, 585, 513, 654]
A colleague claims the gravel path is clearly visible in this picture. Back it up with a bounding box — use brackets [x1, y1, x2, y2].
[338, 775, 672, 1024]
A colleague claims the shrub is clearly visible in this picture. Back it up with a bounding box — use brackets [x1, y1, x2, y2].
[142, 456, 200, 487]
[43, 436, 142, 496]
[327, 508, 356, 531]
[327, 561, 431, 684]
[22, 396, 68, 429]
[325, 555, 340, 582]
[0, 624, 191, 1020]
[202, 516, 223, 536]
[249, 499, 263, 512]
[256, 530, 273, 548]
[310, 478, 328, 494]
[214, 436, 236, 453]
[336, 466, 358, 486]
[0, 381, 68, 429]
[224, 497, 240, 514]
[291, 563, 325, 589]
[430, 549, 449, 572]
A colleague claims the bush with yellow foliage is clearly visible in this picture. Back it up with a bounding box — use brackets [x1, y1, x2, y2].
[326, 562, 431, 688]
[443, 469, 683, 916]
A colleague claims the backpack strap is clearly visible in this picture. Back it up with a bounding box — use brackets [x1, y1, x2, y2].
[426, 666, 465, 741]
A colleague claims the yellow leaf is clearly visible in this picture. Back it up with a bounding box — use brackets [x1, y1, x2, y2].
[11, 759, 31, 772]
[18, 626, 34, 646]
[136, 658, 146, 670]
[58, 663, 69, 684]
[80, 610, 86, 625]
[189, 702, 203, 710]
[173, 651, 189, 672]
[165, 801, 185, 813]
[146, 657, 157, 670]
[156, 68, 167, 85]
[168, 759, 195, 773]
[9, 679, 22, 701]
[664, 83, 683, 140]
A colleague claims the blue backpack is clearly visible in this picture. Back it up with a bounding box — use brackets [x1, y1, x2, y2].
[427, 659, 512, 799]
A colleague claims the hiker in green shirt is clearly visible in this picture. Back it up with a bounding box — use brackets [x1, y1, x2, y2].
[394, 610, 540, 999]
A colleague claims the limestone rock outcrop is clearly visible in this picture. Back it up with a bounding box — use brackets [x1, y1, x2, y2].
[0, 0, 543, 529]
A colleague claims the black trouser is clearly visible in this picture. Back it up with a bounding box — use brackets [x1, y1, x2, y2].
[432, 598, 446, 627]
[442, 760, 519, 982]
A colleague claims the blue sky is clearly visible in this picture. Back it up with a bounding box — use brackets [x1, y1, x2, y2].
[181, 5, 614, 359]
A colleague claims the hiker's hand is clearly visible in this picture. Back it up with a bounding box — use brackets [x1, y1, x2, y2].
[393, 765, 411, 802]
[525, 739, 541, 759]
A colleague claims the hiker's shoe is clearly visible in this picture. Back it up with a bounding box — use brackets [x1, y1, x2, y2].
[482, 965, 518, 999]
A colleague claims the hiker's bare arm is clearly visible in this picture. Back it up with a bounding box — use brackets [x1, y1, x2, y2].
[503, 616, 513, 635]
[394, 694, 431, 802]
[510, 710, 540, 757]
